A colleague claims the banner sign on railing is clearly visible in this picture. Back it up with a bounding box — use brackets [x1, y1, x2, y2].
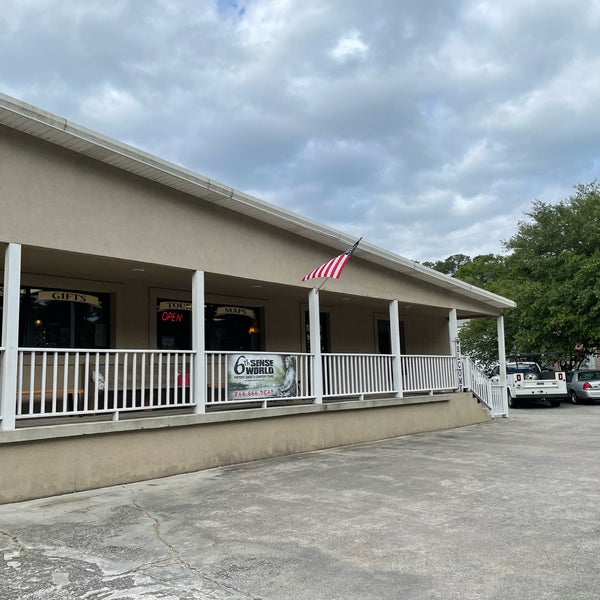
[228, 354, 297, 400]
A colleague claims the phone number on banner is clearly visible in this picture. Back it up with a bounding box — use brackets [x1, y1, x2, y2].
[232, 389, 277, 399]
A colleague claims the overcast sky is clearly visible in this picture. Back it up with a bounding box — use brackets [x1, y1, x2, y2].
[1, 0, 599, 263]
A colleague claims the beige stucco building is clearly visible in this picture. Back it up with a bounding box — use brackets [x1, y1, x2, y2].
[0, 94, 514, 503]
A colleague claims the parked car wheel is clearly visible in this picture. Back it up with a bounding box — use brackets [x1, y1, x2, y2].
[507, 390, 519, 409]
[570, 390, 579, 405]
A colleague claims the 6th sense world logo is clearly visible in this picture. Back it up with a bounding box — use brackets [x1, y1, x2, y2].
[233, 355, 276, 375]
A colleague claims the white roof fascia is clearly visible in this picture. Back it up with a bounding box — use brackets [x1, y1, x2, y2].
[0, 93, 515, 311]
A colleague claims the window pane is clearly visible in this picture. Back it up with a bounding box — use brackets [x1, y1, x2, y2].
[157, 299, 192, 350]
[206, 304, 263, 351]
[156, 301, 264, 352]
[16, 287, 110, 349]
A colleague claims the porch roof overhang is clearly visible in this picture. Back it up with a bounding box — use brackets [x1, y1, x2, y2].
[0, 94, 515, 313]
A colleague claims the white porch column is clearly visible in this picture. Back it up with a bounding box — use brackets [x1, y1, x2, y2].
[389, 300, 404, 398]
[1, 243, 21, 431]
[448, 308, 464, 390]
[308, 288, 323, 404]
[192, 270, 206, 414]
[497, 314, 508, 415]
[448, 308, 459, 355]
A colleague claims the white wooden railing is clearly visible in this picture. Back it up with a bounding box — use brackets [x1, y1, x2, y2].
[462, 357, 490, 404]
[0, 348, 503, 426]
[490, 384, 506, 417]
[401, 355, 458, 394]
[462, 357, 508, 417]
[322, 353, 395, 398]
[16, 349, 195, 419]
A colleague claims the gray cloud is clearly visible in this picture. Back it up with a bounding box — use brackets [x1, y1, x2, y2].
[1, 0, 598, 262]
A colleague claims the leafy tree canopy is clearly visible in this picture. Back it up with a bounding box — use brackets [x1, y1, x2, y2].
[427, 182, 600, 370]
[423, 253, 471, 277]
[504, 182, 600, 370]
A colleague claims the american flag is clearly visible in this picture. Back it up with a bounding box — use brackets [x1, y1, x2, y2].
[302, 238, 362, 281]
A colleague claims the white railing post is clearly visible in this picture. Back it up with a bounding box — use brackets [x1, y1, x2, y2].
[192, 270, 206, 413]
[497, 314, 508, 416]
[462, 357, 472, 391]
[1, 243, 21, 430]
[448, 308, 459, 352]
[448, 308, 463, 391]
[308, 288, 323, 404]
[389, 300, 403, 398]
[448, 308, 458, 346]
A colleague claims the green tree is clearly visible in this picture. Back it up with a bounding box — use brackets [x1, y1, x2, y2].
[422, 253, 471, 276]
[457, 317, 499, 369]
[455, 254, 509, 289]
[504, 182, 600, 370]
[425, 253, 513, 368]
[454, 254, 515, 369]
[427, 182, 600, 370]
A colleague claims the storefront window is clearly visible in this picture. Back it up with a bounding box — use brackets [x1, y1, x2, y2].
[156, 300, 263, 351]
[0, 287, 110, 348]
[156, 299, 192, 350]
[205, 304, 263, 351]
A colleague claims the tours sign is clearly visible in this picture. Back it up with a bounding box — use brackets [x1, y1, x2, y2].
[158, 301, 192, 311]
[157, 301, 191, 324]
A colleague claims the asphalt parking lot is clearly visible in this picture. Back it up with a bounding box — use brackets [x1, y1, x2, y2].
[1, 402, 599, 600]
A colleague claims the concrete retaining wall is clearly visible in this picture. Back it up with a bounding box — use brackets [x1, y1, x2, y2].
[0, 393, 491, 504]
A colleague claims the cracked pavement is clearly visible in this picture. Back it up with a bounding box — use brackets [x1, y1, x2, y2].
[1, 404, 600, 599]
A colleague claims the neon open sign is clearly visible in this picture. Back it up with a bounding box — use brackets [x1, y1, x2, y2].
[160, 311, 183, 323]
